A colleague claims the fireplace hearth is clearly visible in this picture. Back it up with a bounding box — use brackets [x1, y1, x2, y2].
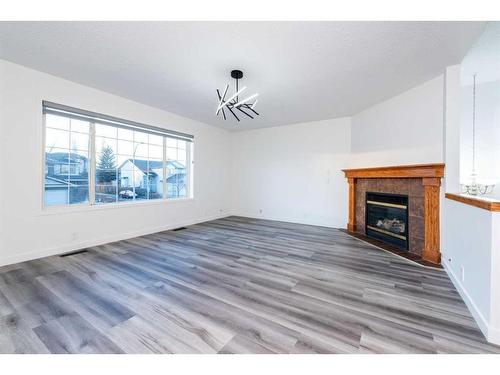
[366, 192, 408, 250]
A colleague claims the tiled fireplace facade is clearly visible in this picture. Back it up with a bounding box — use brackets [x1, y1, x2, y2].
[355, 178, 424, 257]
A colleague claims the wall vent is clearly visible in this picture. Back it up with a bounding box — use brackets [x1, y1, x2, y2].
[60, 249, 89, 257]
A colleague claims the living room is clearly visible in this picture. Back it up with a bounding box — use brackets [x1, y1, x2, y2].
[1, 1, 499, 372]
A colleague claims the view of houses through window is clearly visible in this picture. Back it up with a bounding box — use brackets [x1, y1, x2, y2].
[44, 113, 191, 207]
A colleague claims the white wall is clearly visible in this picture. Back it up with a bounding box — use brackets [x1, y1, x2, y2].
[231, 118, 351, 228]
[444, 65, 461, 192]
[442, 199, 500, 344]
[229, 74, 449, 229]
[350, 75, 445, 167]
[0, 59, 232, 266]
[441, 23, 500, 345]
[459, 23, 500, 195]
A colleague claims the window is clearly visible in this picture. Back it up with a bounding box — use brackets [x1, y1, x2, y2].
[43, 102, 193, 208]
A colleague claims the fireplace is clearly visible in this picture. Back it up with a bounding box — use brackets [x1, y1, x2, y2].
[343, 164, 444, 264]
[365, 192, 409, 250]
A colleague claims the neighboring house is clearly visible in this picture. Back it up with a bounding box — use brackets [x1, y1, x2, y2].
[44, 152, 89, 204]
[44, 176, 73, 205]
[118, 159, 186, 198]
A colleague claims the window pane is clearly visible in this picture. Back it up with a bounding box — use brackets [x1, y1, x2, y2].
[134, 131, 148, 144]
[45, 148, 89, 206]
[147, 160, 164, 200]
[68, 150, 89, 204]
[95, 166, 117, 203]
[134, 142, 148, 158]
[95, 132, 118, 205]
[70, 131, 89, 151]
[118, 128, 134, 141]
[46, 148, 69, 177]
[95, 123, 117, 138]
[166, 143, 187, 199]
[95, 136, 117, 154]
[166, 138, 177, 148]
[95, 184, 117, 204]
[167, 147, 177, 160]
[149, 144, 163, 160]
[46, 114, 70, 130]
[132, 167, 147, 201]
[69, 185, 89, 205]
[70, 119, 90, 134]
[46, 128, 69, 149]
[45, 184, 68, 206]
[45, 148, 69, 206]
[117, 139, 133, 156]
[149, 134, 163, 146]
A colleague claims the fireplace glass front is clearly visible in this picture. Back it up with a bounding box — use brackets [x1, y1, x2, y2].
[365, 192, 409, 250]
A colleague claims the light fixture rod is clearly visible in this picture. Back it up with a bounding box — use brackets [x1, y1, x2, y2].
[217, 86, 247, 113]
[216, 84, 229, 115]
[472, 74, 476, 174]
[234, 93, 259, 108]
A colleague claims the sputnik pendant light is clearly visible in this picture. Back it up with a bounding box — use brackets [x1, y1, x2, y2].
[216, 70, 259, 122]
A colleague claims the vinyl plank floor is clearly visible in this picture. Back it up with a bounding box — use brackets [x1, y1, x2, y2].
[0, 216, 499, 354]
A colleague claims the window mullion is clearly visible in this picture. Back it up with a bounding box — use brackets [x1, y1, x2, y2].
[89, 122, 96, 205]
[187, 142, 193, 198]
[163, 137, 167, 199]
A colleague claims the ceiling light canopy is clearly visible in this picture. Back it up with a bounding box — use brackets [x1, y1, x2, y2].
[216, 70, 259, 122]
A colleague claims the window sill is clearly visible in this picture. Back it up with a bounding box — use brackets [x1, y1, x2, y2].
[38, 197, 195, 216]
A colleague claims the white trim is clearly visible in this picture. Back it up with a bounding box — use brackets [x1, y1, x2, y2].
[37, 197, 196, 216]
[41, 112, 47, 210]
[0, 213, 229, 267]
[442, 260, 494, 343]
[187, 141, 193, 198]
[89, 121, 96, 205]
[162, 136, 167, 199]
[232, 210, 342, 229]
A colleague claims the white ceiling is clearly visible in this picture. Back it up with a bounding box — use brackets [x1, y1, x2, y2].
[0, 21, 486, 131]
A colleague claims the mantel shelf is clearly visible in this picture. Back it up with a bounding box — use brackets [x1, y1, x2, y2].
[342, 163, 445, 179]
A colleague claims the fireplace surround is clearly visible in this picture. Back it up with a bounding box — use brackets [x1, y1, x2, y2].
[342, 164, 445, 264]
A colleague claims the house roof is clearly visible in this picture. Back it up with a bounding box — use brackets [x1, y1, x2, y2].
[44, 176, 75, 188]
[46, 152, 87, 164]
[119, 159, 186, 174]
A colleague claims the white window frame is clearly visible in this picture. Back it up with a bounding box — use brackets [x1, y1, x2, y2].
[42, 104, 194, 211]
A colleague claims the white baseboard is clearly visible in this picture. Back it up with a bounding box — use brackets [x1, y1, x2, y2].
[231, 210, 344, 229]
[443, 261, 500, 345]
[0, 213, 229, 267]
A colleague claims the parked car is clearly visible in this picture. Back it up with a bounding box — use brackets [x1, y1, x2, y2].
[119, 190, 137, 199]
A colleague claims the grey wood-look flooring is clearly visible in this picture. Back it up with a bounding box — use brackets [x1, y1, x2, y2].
[1, 216, 499, 354]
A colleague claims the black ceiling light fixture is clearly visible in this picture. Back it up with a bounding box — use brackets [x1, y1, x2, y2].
[216, 70, 259, 122]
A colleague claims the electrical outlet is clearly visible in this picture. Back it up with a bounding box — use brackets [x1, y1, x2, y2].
[259, 209, 263, 214]
[70, 232, 77, 241]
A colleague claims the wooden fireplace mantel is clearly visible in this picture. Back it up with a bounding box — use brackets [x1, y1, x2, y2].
[342, 163, 445, 179]
[342, 163, 445, 264]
